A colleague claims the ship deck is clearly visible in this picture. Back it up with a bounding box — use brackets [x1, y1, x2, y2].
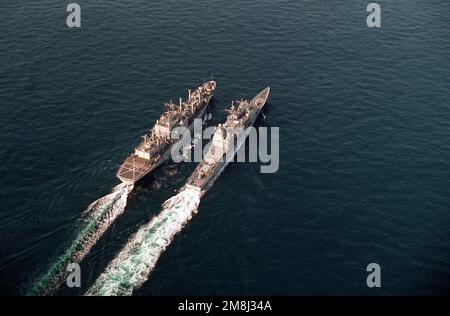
[117, 155, 154, 183]
[115, 81, 217, 185]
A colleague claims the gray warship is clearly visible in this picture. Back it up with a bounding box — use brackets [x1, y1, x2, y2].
[116, 81, 216, 184]
[185, 87, 270, 195]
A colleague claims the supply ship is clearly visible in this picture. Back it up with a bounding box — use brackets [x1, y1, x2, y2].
[116, 81, 216, 184]
[185, 87, 270, 195]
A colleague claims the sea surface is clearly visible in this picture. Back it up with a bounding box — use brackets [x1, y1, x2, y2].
[0, 0, 449, 295]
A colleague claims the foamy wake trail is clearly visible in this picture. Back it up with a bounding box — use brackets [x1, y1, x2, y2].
[85, 188, 201, 296]
[30, 183, 133, 296]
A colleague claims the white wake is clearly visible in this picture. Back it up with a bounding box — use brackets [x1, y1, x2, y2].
[30, 183, 133, 295]
[85, 188, 201, 296]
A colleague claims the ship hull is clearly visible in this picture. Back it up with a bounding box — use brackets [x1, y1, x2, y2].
[116, 97, 211, 185]
[185, 87, 270, 195]
[196, 107, 264, 196]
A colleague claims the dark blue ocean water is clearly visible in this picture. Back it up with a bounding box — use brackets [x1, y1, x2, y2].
[0, 0, 449, 295]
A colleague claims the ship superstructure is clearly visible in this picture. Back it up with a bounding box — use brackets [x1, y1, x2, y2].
[185, 87, 270, 195]
[116, 81, 216, 184]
